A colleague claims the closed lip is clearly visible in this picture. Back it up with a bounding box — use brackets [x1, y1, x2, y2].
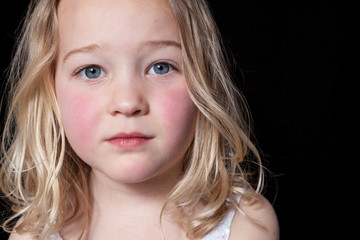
[107, 132, 153, 140]
[106, 132, 153, 148]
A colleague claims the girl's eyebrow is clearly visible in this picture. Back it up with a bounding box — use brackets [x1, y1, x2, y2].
[141, 40, 181, 49]
[63, 44, 102, 63]
[63, 40, 181, 63]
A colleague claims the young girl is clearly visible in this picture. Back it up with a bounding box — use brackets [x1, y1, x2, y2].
[1, 0, 279, 239]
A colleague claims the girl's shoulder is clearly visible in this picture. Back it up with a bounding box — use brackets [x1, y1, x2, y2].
[229, 195, 279, 240]
[9, 230, 62, 240]
[8, 217, 35, 240]
[9, 232, 62, 240]
[201, 200, 237, 240]
[8, 232, 34, 240]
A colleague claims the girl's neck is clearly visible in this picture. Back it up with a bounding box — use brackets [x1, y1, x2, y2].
[88, 161, 183, 210]
[83, 164, 185, 240]
[61, 162, 186, 240]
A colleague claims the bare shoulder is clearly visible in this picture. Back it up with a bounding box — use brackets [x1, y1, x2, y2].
[8, 232, 34, 240]
[8, 217, 35, 240]
[229, 195, 279, 240]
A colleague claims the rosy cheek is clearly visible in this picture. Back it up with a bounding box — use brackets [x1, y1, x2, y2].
[159, 86, 197, 140]
[57, 89, 100, 149]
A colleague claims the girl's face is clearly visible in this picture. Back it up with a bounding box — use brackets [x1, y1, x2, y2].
[55, 0, 196, 185]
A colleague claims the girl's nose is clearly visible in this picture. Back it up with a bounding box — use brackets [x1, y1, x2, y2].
[107, 77, 149, 117]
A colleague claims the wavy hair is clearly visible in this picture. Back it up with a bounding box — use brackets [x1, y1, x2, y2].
[0, 0, 263, 239]
[1, 0, 90, 239]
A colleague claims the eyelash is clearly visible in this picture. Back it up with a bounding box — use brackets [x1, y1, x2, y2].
[73, 64, 105, 79]
[146, 61, 177, 75]
[73, 61, 177, 80]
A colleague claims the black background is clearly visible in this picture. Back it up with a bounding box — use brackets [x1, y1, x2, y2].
[1, 0, 344, 239]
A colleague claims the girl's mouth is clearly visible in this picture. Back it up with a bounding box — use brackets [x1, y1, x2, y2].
[107, 132, 153, 148]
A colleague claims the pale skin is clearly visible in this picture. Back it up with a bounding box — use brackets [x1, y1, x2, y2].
[9, 0, 279, 239]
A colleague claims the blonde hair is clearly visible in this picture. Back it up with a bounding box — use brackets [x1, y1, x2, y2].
[0, 0, 263, 239]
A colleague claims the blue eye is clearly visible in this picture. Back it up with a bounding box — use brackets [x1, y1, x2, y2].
[79, 66, 106, 79]
[148, 62, 173, 75]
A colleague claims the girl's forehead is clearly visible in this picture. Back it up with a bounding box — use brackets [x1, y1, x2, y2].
[57, 0, 180, 57]
[57, 0, 174, 15]
[57, 0, 178, 33]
